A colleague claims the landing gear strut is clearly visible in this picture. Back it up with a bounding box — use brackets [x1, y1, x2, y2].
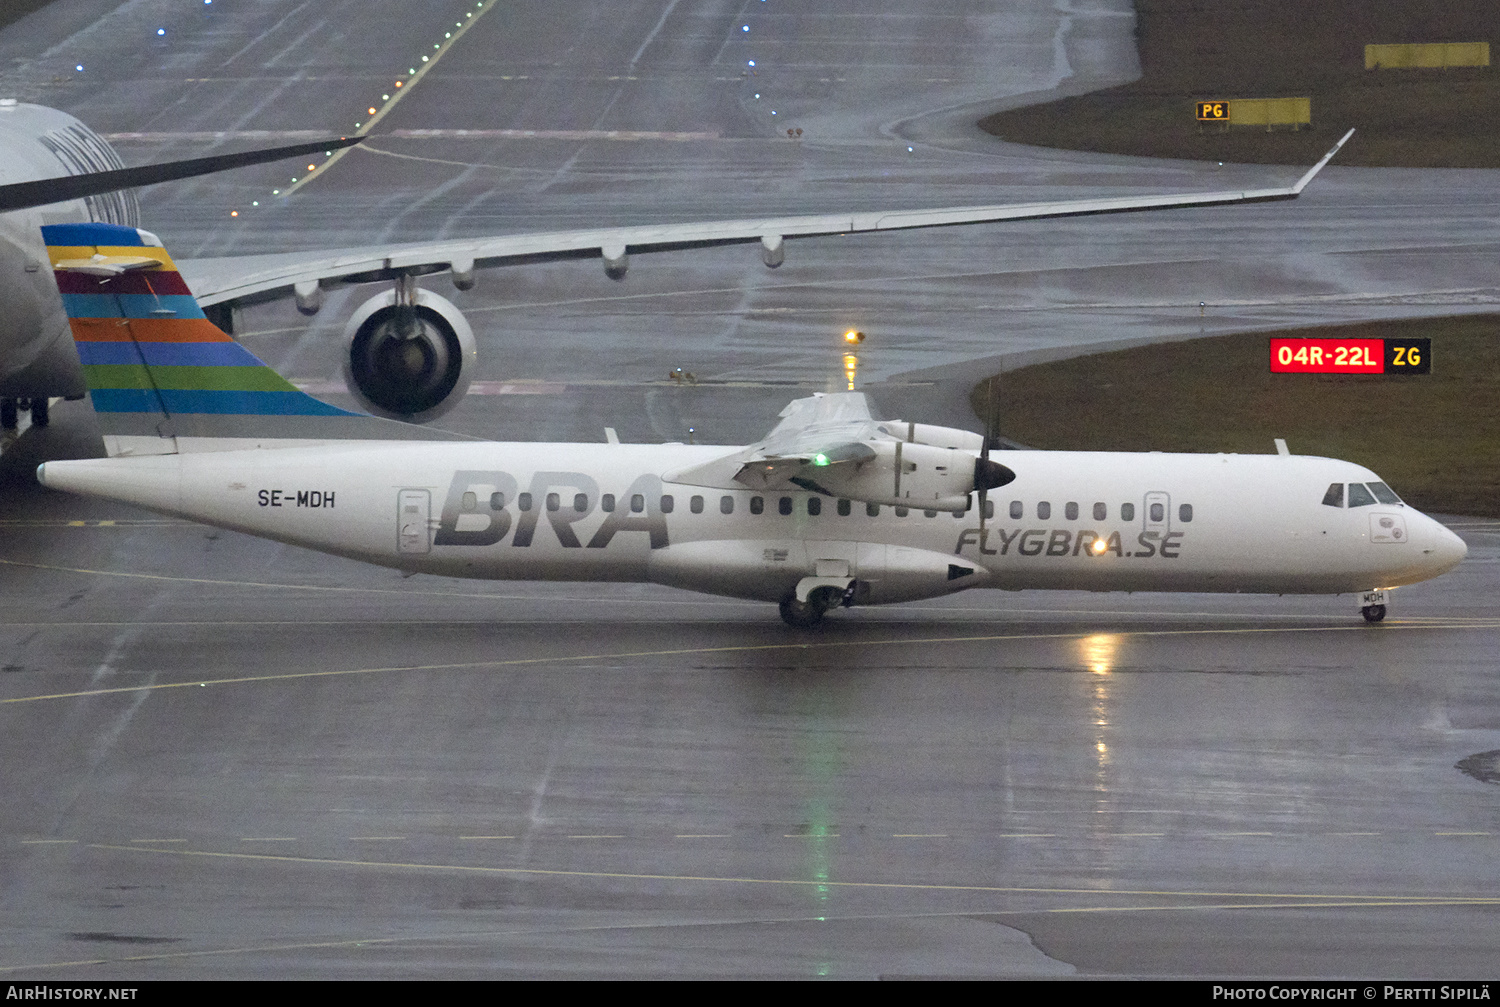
[779, 595, 827, 629]
[0, 399, 15, 430]
[29, 398, 48, 428]
[1362, 604, 1387, 623]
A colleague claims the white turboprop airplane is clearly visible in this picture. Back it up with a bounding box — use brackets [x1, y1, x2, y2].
[33, 222, 1466, 626]
[1, 100, 1355, 428]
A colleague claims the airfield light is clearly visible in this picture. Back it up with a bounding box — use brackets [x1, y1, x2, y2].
[382, 94, 389, 99]
[422, 56, 429, 62]
[445, 33, 451, 39]
[252, 201, 258, 206]
[75, 65, 83, 71]
[368, 107, 377, 115]
[395, 81, 403, 86]
[272, 189, 280, 194]
[813, 454, 830, 467]
[748, 60, 756, 67]
[307, 164, 316, 171]
[742, 25, 750, 31]
[844, 329, 864, 344]
[156, 28, 165, 36]
[230, 210, 238, 216]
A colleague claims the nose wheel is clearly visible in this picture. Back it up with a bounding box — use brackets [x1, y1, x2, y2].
[1362, 604, 1386, 623]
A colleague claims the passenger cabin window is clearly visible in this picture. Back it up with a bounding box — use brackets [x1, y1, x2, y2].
[750, 496, 764, 515]
[986, 500, 996, 520]
[1322, 483, 1344, 508]
[518, 492, 533, 512]
[778, 496, 793, 516]
[1149, 502, 1164, 522]
[895, 506, 909, 517]
[546, 492, 560, 511]
[1347, 483, 1377, 508]
[490, 492, 506, 511]
[1009, 500, 1022, 520]
[602, 493, 615, 512]
[574, 494, 588, 512]
[837, 499, 851, 516]
[1037, 502, 1051, 520]
[1121, 502, 1135, 521]
[1368, 481, 1402, 505]
[660, 494, 674, 514]
[807, 497, 822, 516]
[924, 509, 937, 518]
[690, 495, 704, 514]
[1093, 502, 1107, 521]
[461, 491, 477, 511]
[630, 493, 645, 513]
[1179, 503, 1193, 523]
[866, 502, 880, 517]
[1065, 502, 1079, 521]
[720, 495, 734, 514]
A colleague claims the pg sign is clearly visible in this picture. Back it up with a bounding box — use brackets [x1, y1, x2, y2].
[1196, 101, 1229, 121]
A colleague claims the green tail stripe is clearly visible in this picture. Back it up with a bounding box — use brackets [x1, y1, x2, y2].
[82, 364, 303, 393]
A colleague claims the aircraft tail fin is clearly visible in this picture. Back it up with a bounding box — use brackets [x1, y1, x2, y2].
[42, 222, 461, 455]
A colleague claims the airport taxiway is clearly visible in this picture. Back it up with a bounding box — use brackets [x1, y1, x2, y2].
[0, 0, 1497, 978]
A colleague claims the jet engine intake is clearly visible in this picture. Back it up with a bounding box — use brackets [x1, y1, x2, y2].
[341, 286, 475, 423]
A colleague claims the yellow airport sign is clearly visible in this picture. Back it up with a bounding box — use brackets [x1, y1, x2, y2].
[1366, 42, 1489, 69]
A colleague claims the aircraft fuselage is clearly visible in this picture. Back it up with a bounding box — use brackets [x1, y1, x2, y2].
[38, 442, 1467, 606]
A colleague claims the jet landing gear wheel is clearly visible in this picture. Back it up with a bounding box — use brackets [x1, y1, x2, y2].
[1362, 604, 1387, 624]
[779, 594, 828, 629]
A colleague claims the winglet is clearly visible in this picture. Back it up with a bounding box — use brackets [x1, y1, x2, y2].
[1291, 128, 1355, 195]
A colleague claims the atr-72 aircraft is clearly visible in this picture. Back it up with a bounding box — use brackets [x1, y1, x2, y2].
[32, 222, 1466, 627]
[3, 101, 1357, 428]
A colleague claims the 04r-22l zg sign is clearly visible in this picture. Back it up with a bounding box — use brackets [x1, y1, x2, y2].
[1270, 337, 1431, 374]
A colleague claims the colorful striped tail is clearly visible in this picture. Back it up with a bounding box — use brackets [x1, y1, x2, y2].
[43, 222, 447, 454]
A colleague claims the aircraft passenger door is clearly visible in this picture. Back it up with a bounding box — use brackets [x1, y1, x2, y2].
[1143, 492, 1171, 535]
[398, 489, 431, 555]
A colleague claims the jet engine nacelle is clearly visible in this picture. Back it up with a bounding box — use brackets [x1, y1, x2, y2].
[805, 440, 1012, 514]
[341, 286, 476, 423]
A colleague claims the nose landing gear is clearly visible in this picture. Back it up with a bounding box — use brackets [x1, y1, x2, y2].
[1362, 604, 1387, 623]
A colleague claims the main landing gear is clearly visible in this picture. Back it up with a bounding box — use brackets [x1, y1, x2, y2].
[0, 398, 48, 430]
[779, 579, 859, 628]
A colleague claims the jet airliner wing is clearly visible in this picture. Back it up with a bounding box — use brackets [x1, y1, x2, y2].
[178, 129, 1355, 308]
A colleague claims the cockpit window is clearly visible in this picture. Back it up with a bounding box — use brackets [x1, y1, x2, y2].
[1347, 483, 1377, 508]
[1367, 481, 1402, 505]
[1322, 483, 1344, 508]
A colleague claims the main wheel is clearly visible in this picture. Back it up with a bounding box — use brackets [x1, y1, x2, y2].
[1362, 604, 1387, 623]
[779, 596, 825, 628]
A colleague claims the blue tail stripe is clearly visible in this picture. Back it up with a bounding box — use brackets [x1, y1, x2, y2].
[61, 293, 207, 320]
[42, 222, 150, 247]
[76, 340, 267, 367]
[90, 388, 358, 417]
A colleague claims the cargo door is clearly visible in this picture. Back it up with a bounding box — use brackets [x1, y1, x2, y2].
[397, 489, 431, 554]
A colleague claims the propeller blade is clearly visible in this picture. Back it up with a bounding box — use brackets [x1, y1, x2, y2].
[0, 135, 364, 213]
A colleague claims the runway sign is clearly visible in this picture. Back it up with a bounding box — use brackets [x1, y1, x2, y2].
[1270, 338, 1431, 374]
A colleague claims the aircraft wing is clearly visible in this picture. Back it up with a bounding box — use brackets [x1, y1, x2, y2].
[178, 129, 1355, 308]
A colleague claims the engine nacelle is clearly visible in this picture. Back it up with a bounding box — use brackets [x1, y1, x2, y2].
[341, 287, 476, 423]
[876, 421, 985, 452]
[802, 441, 1012, 514]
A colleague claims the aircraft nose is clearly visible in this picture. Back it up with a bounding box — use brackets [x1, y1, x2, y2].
[1428, 519, 1468, 572]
